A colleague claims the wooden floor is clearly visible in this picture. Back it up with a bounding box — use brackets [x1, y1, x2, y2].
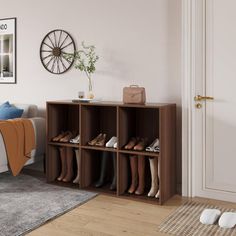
[27, 192, 236, 236]
[27, 194, 183, 236]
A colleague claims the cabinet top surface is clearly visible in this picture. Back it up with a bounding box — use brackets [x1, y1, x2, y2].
[47, 100, 176, 108]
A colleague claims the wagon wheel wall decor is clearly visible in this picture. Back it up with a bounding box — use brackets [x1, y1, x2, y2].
[40, 30, 76, 74]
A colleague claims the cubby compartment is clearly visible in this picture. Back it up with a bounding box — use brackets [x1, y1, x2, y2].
[118, 153, 159, 203]
[47, 103, 80, 144]
[119, 107, 159, 152]
[46, 145, 80, 183]
[81, 105, 117, 147]
[81, 149, 117, 194]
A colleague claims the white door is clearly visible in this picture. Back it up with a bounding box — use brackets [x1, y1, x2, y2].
[193, 0, 236, 202]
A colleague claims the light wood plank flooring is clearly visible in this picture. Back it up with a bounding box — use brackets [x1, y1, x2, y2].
[28, 194, 183, 236]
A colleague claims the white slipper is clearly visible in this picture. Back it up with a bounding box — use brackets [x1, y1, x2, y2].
[113, 142, 117, 149]
[200, 209, 221, 225]
[219, 212, 236, 228]
[70, 134, 80, 144]
[106, 136, 117, 148]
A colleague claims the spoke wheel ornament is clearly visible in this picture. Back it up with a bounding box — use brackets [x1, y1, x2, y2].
[40, 30, 76, 74]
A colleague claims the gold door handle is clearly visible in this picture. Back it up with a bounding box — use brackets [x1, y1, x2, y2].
[194, 95, 214, 101]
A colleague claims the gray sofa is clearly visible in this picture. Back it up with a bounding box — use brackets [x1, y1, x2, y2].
[0, 104, 46, 173]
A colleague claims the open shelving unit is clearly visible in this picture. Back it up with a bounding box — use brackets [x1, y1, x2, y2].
[46, 100, 176, 204]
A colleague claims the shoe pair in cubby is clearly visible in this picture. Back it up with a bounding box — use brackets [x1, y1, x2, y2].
[88, 134, 117, 148]
[124, 137, 160, 152]
[57, 147, 80, 184]
[127, 155, 160, 198]
[52, 132, 80, 144]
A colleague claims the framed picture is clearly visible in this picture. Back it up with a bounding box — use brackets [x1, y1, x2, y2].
[0, 17, 16, 84]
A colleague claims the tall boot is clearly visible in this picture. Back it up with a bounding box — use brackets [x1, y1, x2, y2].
[147, 157, 158, 197]
[135, 155, 145, 195]
[128, 155, 138, 194]
[110, 153, 117, 191]
[73, 149, 80, 184]
[155, 160, 160, 198]
[63, 147, 74, 182]
[94, 151, 108, 188]
[57, 147, 67, 181]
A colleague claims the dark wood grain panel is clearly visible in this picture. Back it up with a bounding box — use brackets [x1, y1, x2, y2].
[46, 101, 177, 204]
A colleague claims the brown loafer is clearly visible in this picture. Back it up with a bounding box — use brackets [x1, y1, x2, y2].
[133, 138, 148, 151]
[124, 137, 138, 150]
[95, 134, 107, 147]
[52, 131, 68, 142]
[88, 133, 103, 146]
[59, 131, 74, 143]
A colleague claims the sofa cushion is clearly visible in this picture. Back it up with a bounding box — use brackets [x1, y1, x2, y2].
[13, 104, 38, 118]
[0, 101, 10, 109]
[0, 102, 24, 120]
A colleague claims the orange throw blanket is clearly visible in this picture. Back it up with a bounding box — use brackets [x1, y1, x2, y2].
[0, 118, 35, 176]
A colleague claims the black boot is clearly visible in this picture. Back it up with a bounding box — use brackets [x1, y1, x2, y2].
[110, 153, 117, 191]
[94, 151, 108, 188]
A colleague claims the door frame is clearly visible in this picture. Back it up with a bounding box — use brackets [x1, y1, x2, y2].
[182, 0, 205, 197]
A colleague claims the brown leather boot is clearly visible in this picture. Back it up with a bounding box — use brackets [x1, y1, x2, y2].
[57, 147, 67, 181]
[63, 147, 74, 182]
[135, 156, 145, 195]
[128, 155, 138, 194]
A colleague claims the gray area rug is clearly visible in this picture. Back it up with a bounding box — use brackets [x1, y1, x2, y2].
[0, 173, 97, 236]
[159, 201, 236, 236]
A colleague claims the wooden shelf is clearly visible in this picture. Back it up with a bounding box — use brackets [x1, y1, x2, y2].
[46, 100, 176, 205]
[119, 149, 159, 157]
[48, 141, 79, 148]
[81, 145, 117, 153]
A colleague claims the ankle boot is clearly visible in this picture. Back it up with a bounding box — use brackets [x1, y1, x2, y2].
[63, 147, 74, 182]
[110, 153, 117, 190]
[147, 157, 158, 197]
[73, 149, 80, 184]
[94, 151, 108, 188]
[135, 156, 145, 195]
[57, 147, 67, 181]
[128, 155, 138, 194]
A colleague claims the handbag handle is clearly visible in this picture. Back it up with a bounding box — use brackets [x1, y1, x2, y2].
[130, 85, 139, 88]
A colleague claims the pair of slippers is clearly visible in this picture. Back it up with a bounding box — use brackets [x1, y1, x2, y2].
[200, 209, 236, 229]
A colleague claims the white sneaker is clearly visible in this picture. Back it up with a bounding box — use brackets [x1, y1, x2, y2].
[70, 134, 80, 144]
[113, 142, 117, 148]
[106, 136, 117, 148]
[146, 138, 160, 152]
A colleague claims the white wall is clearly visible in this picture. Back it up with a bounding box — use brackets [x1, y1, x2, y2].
[0, 0, 182, 190]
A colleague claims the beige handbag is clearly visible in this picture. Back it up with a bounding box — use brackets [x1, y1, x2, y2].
[123, 85, 146, 104]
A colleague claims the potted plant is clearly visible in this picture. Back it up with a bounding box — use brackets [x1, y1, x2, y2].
[64, 41, 99, 99]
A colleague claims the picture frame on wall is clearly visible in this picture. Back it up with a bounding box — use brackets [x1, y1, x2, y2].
[0, 17, 16, 84]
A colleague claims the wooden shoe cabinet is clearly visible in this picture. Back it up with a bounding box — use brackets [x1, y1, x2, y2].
[46, 100, 176, 204]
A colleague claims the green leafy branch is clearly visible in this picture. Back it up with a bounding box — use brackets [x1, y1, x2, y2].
[63, 41, 99, 90]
